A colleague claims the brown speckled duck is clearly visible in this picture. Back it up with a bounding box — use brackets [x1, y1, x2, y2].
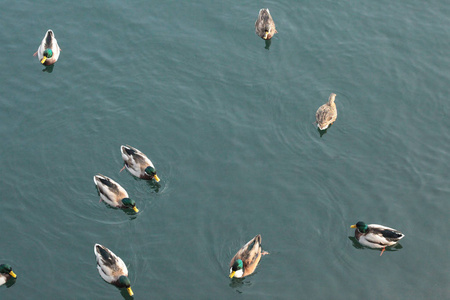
[255, 9, 277, 40]
[316, 93, 337, 130]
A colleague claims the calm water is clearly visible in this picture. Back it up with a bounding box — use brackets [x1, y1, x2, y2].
[1, 0, 449, 299]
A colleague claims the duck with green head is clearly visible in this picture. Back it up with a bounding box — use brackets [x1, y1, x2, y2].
[351, 221, 405, 256]
[0, 264, 17, 286]
[255, 9, 277, 40]
[33, 29, 61, 65]
[94, 244, 134, 296]
[229, 235, 269, 278]
[120, 145, 160, 182]
[93, 174, 139, 212]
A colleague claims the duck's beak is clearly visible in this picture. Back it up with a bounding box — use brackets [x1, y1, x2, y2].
[229, 271, 236, 278]
[41, 56, 47, 64]
[133, 206, 139, 213]
[350, 225, 357, 228]
[153, 174, 160, 182]
[9, 271, 17, 278]
[126, 287, 134, 296]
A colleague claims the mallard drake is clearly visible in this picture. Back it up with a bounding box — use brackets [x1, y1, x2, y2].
[120, 145, 160, 182]
[94, 244, 134, 296]
[0, 264, 16, 286]
[255, 9, 277, 40]
[33, 29, 61, 65]
[93, 174, 139, 212]
[316, 93, 337, 130]
[229, 235, 269, 278]
[351, 221, 405, 256]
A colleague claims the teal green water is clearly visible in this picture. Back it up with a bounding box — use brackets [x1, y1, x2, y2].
[1, 0, 449, 299]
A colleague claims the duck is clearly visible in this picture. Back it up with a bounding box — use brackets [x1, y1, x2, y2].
[33, 29, 61, 65]
[316, 93, 337, 130]
[93, 174, 139, 212]
[94, 244, 134, 296]
[351, 221, 405, 256]
[0, 264, 17, 286]
[120, 145, 160, 182]
[255, 9, 277, 40]
[229, 235, 269, 278]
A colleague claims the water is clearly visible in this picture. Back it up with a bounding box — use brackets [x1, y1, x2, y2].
[1, 0, 449, 299]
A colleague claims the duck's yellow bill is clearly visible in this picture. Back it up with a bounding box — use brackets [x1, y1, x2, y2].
[126, 287, 134, 296]
[154, 174, 160, 182]
[9, 271, 17, 278]
[133, 207, 139, 213]
[41, 56, 47, 64]
[229, 271, 236, 278]
[350, 225, 357, 228]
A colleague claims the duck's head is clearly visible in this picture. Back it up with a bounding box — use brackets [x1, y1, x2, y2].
[229, 259, 244, 278]
[263, 27, 271, 40]
[328, 93, 337, 104]
[118, 275, 133, 296]
[41, 49, 53, 64]
[351, 221, 368, 233]
[122, 198, 139, 213]
[0, 264, 16, 278]
[145, 166, 160, 182]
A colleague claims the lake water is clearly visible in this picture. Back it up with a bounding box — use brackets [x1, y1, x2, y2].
[1, 0, 449, 299]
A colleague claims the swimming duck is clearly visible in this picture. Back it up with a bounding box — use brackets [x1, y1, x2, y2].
[315, 93, 337, 130]
[33, 29, 61, 65]
[93, 174, 139, 212]
[0, 264, 17, 286]
[120, 145, 160, 182]
[94, 244, 134, 296]
[255, 9, 277, 40]
[229, 235, 269, 278]
[351, 221, 405, 256]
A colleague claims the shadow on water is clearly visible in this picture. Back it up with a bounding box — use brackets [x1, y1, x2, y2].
[146, 180, 161, 193]
[348, 236, 403, 253]
[264, 39, 272, 50]
[5, 278, 17, 288]
[229, 277, 252, 293]
[42, 64, 55, 73]
[317, 124, 332, 137]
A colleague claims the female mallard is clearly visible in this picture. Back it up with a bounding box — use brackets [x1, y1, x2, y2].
[0, 264, 17, 286]
[94, 244, 134, 296]
[255, 9, 277, 40]
[33, 29, 61, 65]
[229, 235, 269, 278]
[93, 174, 139, 212]
[316, 93, 337, 130]
[120, 145, 160, 182]
[351, 221, 405, 256]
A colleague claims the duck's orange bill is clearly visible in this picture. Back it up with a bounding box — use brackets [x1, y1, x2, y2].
[154, 174, 160, 182]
